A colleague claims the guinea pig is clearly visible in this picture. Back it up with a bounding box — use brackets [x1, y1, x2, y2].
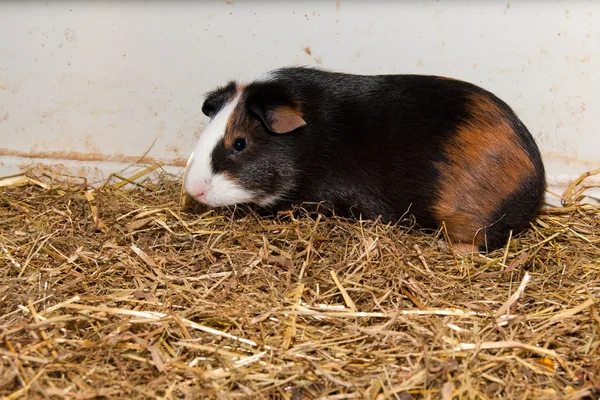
[184, 66, 546, 252]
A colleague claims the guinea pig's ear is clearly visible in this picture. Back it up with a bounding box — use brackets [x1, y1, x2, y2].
[247, 93, 306, 134]
[201, 97, 219, 118]
[264, 106, 307, 134]
[202, 81, 238, 119]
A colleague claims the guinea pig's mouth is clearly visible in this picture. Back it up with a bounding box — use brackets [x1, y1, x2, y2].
[184, 173, 258, 208]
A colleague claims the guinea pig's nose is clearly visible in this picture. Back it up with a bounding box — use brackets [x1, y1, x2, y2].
[192, 190, 206, 199]
[187, 184, 207, 200]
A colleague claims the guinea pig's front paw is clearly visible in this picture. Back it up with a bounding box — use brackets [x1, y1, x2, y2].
[438, 240, 479, 257]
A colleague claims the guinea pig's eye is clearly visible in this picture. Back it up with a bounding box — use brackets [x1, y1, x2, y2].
[233, 138, 247, 152]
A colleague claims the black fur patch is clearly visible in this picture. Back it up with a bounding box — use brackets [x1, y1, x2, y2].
[201, 81, 237, 119]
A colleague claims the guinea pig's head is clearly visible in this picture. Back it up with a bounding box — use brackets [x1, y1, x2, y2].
[184, 80, 307, 208]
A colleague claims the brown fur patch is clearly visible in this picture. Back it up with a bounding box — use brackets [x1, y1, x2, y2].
[437, 76, 459, 81]
[222, 85, 252, 149]
[433, 93, 535, 247]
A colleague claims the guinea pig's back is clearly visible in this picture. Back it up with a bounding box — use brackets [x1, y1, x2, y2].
[271, 68, 546, 250]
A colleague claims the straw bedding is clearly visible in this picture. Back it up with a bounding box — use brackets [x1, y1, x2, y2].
[1, 166, 599, 399]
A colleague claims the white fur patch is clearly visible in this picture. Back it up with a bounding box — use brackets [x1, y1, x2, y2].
[201, 173, 256, 207]
[256, 194, 280, 207]
[184, 93, 257, 207]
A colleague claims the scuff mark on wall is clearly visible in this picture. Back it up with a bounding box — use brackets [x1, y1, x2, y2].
[544, 153, 598, 166]
[84, 135, 101, 153]
[165, 144, 182, 157]
[0, 148, 187, 167]
[65, 28, 76, 42]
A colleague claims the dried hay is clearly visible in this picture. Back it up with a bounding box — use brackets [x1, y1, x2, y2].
[1, 165, 599, 399]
